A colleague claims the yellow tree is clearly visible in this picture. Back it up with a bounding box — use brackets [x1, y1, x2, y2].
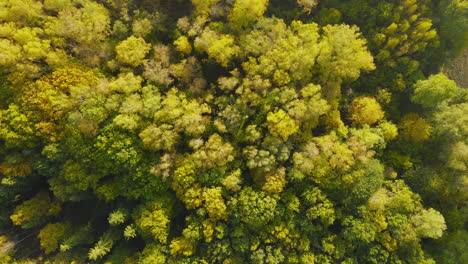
[348, 96, 385, 126]
[191, 0, 221, 16]
[317, 24, 375, 98]
[38, 222, 71, 254]
[228, 0, 269, 30]
[399, 113, 432, 142]
[194, 28, 240, 67]
[10, 192, 61, 226]
[265, 109, 299, 141]
[115, 36, 151, 66]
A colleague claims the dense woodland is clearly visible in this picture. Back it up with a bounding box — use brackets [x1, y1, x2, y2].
[0, 0, 467, 263]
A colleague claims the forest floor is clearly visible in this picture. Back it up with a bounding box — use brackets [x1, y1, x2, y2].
[442, 48, 468, 88]
[0, 239, 14, 255]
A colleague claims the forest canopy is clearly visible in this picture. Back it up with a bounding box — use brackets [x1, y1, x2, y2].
[0, 0, 467, 263]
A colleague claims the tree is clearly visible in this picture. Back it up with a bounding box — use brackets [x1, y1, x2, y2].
[0, 0, 44, 24]
[342, 217, 376, 244]
[302, 187, 335, 227]
[348, 96, 385, 126]
[48, 159, 103, 201]
[203, 187, 228, 220]
[139, 243, 167, 264]
[191, 0, 221, 16]
[174, 36, 192, 54]
[0, 39, 21, 67]
[412, 73, 459, 108]
[262, 167, 287, 194]
[317, 24, 375, 98]
[411, 208, 447, 239]
[265, 109, 299, 141]
[44, 0, 111, 61]
[297, 0, 318, 13]
[240, 18, 321, 85]
[399, 113, 432, 143]
[434, 0, 468, 58]
[21, 65, 99, 121]
[153, 88, 211, 136]
[194, 28, 240, 67]
[191, 134, 235, 168]
[228, 187, 278, 228]
[228, 0, 269, 30]
[38, 222, 71, 254]
[115, 36, 151, 66]
[431, 103, 468, 142]
[88, 231, 117, 260]
[134, 202, 170, 243]
[0, 104, 36, 148]
[139, 124, 179, 151]
[10, 192, 61, 227]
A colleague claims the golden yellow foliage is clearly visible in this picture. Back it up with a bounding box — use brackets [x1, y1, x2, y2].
[115, 36, 151, 66]
[348, 96, 385, 126]
[262, 167, 287, 194]
[169, 237, 195, 256]
[399, 113, 432, 142]
[265, 109, 299, 141]
[174, 36, 192, 54]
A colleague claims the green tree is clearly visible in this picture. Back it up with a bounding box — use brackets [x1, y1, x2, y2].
[412, 73, 459, 108]
[229, 187, 278, 228]
[411, 208, 447, 239]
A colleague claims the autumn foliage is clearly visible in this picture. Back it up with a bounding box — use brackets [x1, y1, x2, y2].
[0, 0, 466, 264]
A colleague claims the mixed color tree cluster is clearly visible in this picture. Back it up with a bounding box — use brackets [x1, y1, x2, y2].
[0, 0, 466, 263]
